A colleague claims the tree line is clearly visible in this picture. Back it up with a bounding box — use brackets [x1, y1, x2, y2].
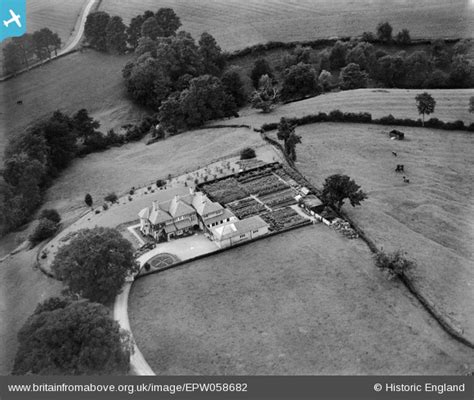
[2, 28, 61, 74]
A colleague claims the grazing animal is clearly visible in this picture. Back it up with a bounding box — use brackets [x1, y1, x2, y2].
[392, 151, 397, 156]
[403, 176, 410, 183]
[16, 100, 23, 105]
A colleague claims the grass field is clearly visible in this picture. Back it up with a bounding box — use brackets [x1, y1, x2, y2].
[0, 243, 63, 374]
[229, 88, 474, 128]
[268, 123, 474, 340]
[0, 0, 89, 67]
[129, 225, 473, 375]
[41, 126, 271, 220]
[0, 49, 144, 161]
[100, 0, 472, 52]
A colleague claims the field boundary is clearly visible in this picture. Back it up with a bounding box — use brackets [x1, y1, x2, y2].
[260, 126, 474, 350]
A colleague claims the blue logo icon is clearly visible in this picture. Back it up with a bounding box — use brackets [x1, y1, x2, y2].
[1, 0, 26, 42]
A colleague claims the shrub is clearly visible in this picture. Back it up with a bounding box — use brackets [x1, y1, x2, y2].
[102, 203, 109, 211]
[29, 218, 58, 244]
[84, 193, 93, 207]
[240, 147, 256, 160]
[329, 109, 344, 121]
[104, 192, 118, 203]
[156, 179, 165, 188]
[374, 250, 414, 280]
[39, 209, 61, 224]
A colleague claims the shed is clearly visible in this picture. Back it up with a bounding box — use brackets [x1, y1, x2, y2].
[389, 129, 405, 140]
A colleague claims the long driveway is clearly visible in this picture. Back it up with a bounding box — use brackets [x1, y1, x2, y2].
[57, 0, 98, 55]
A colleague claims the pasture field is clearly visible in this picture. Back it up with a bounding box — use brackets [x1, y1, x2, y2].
[100, 0, 472, 52]
[230, 88, 474, 128]
[268, 123, 474, 339]
[129, 225, 473, 374]
[0, 49, 144, 161]
[0, 0, 88, 67]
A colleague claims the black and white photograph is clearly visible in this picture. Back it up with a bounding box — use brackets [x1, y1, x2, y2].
[0, 0, 473, 398]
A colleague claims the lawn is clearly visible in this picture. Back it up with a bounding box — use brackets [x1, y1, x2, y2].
[0, 49, 144, 162]
[100, 0, 472, 52]
[129, 225, 473, 375]
[228, 88, 474, 129]
[270, 122, 474, 340]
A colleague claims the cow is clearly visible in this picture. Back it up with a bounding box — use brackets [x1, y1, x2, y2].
[392, 151, 397, 156]
[16, 100, 23, 105]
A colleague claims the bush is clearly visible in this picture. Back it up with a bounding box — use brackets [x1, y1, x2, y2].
[240, 147, 256, 160]
[39, 209, 61, 224]
[156, 179, 165, 188]
[374, 250, 414, 280]
[104, 192, 118, 203]
[84, 193, 93, 207]
[29, 218, 58, 244]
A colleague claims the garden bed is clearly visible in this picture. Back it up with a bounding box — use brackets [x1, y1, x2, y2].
[260, 207, 310, 231]
[200, 177, 248, 204]
[227, 197, 267, 219]
[259, 188, 297, 209]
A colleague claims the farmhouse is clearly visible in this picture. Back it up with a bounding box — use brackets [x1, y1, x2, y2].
[211, 216, 269, 248]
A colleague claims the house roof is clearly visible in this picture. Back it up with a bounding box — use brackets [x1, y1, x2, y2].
[149, 207, 172, 225]
[203, 208, 235, 226]
[212, 215, 268, 240]
[303, 195, 323, 209]
[192, 192, 223, 216]
[168, 196, 196, 218]
[138, 207, 150, 219]
[164, 219, 194, 234]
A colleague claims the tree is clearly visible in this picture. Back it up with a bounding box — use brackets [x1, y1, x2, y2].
[423, 69, 448, 88]
[51, 227, 138, 304]
[179, 75, 234, 127]
[415, 92, 436, 126]
[321, 174, 367, 212]
[395, 29, 411, 44]
[340, 63, 368, 90]
[403, 51, 432, 88]
[72, 109, 100, 142]
[155, 8, 181, 37]
[158, 93, 186, 133]
[84, 193, 93, 207]
[141, 16, 161, 40]
[375, 54, 405, 87]
[221, 67, 247, 107]
[12, 298, 132, 375]
[39, 209, 61, 224]
[32, 28, 61, 59]
[375, 250, 415, 280]
[29, 218, 58, 244]
[127, 14, 145, 48]
[84, 11, 111, 51]
[281, 62, 319, 101]
[318, 70, 332, 92]
[250, 74, 278, 113]
[376, 21, 393, 42]
[470, 96, 474, 113]
[329, 40, 348, 69]
[282, 45, 312, 68]
[105, 16, 127, 54]
[250, 58, 273, 88]
[449, 55, 473, 88]
[277, 118, 302, 161]
[240, 147, 256, 160]
[199, 32, 225, 76]
[345, 42, 376, 72]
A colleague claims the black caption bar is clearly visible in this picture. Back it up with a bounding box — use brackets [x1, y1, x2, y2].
[0, 376, 472, 400]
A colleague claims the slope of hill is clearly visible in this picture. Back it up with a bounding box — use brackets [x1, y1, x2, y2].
[100, 0, 472, 51]
[227, 88, 474, 128]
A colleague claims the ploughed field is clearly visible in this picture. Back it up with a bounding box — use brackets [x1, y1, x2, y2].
[273, 122, 474, 340]
[129, 225, 473, 374]
[100, 0, 472, 51]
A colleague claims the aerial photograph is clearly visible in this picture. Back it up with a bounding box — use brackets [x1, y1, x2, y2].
[0, 0, 473, 390]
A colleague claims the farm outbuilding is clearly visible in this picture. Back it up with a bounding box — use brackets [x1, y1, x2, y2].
[389, 129, 405, 140]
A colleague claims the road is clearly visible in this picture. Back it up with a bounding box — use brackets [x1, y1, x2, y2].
[58, 0, 97, 56]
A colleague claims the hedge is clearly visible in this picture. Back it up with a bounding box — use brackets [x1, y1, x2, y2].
[260, 110, 474, 132]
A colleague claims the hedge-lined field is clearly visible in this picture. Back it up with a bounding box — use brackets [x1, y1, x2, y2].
[229, 88, 474, 129]
[275, 122, 474, 340]
[129, 225, 473, 374]
[100, 0, 472, 51]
